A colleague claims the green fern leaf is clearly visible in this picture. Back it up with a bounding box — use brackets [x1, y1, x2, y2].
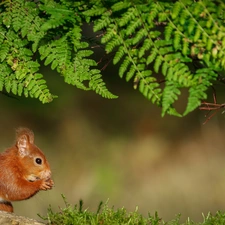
[5, 77, 12, 94]
[93, 14, 111, 32]
[171, 2, 182, 19]
[83, 5, 106, 17]
[101, 26, 117, 44]
[125, 19, 142, 36]
[162, 62, 169, 76]
[162, 81, 181, 116]
[111, 2, 130, 12]
[206, 39, 213, 51]
[23, 87, 29, 98]
[179, 10, 189, 26]
[192, 2, 203, 16]
[105, 37, 122, 53]
[27, 79, 36, 91]
[118, 7, 136, 27]
[183, 69, 217, 115]
[76, 50, 93, 58]
[119, 56, 131, 78]
[182, 38, 190, 55]
[146, 50, 157, 65]
[164, 24, 174, 41]
[193, 27, 201, 42]
[139, 39, 152, 58]
[113, 46, 125, 65]
[51, 60, 59, 70]
[183, 84, 207, 116]
[147, 3, 160, 23]
[44, 52, 56, 66]
[132, 28, 147, 45]
[0, 78, 4, 91]
[167, 107, 182, 117]
[17, 83, 23, 96]
[138, 77, 161, 105]
[81, 58, 97, 67]
[0, 43, 10, 62]
[158, 12, 168, 22]
[126, 65, 136, 82]
[89, 71, 118, 99]
[153, 56, 162, 73]
[40, 2, 74, 31]
[173, 31, 182, 50]
[39, 45, 52, 59]
[187, 19, 195, 35]
[158, 46, 173, 55]
[11, 80, 18, 95]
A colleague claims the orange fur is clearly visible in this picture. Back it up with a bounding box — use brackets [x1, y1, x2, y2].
[0, 128, 53, 212]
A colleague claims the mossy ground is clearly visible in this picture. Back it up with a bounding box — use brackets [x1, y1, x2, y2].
[39, 195, 225, 225]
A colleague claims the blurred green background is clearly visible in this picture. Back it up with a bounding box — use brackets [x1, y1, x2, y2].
[1, 64, 225, 223]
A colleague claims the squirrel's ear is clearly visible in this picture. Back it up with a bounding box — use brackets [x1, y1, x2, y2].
[16, 128, 34, 157]
[17, 134, 29, 157]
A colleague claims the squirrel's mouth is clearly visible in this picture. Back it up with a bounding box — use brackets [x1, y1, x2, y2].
[26, 174, 40, 182]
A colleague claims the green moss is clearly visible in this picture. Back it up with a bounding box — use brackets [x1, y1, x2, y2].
[39, 195, 225, 225]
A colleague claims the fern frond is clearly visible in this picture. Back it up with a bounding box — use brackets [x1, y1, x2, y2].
[0, 0, 117, 103]
[0, 42, 9, 62]
[125, 19, 142, 37]
[113, 46, 125, 65]
[82, 4, 106, 17]
[183, 68, 217, 115]
[146, 49, 157, 65]
[111, 2, 131, 12]
[138, 39, 152, 58]
[162, 81, 181, 116]
[119, 56, 131, 78]
[89, 71, 118, 99]
[89, 0, 225, 115]
[23, 73, 55, 102]
[126, 65, 136, 82]
[93, 12, 112, 32]
[39, 35, 72, 74]
[0, 63, 11, 91]
[105, 37, 123, 54]
[153, 56, 163, 74]
[0, 0, 224, 115]
[118, 7, 136, 27]
[138, 77, 162, 105]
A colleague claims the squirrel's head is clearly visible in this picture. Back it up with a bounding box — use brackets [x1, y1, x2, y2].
[15, 128, 52, 182]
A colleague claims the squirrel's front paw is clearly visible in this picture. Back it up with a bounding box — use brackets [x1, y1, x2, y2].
[40, 178, 54, 190]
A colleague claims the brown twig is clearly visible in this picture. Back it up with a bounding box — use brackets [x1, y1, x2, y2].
[199, 101, 225, 124]
[198, 86, 225, 124]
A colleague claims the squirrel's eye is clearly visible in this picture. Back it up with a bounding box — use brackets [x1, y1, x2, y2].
[35, 158, 42, 165]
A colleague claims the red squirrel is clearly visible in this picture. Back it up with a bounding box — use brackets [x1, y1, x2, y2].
[0, 127, 54, 212]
